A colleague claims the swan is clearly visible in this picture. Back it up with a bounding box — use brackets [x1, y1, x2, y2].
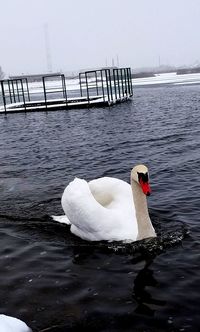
[0, 314, 32, 332]
[53, 165, 156, 242]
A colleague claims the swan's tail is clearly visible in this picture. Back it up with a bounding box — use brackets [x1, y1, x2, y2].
[51, 215, 71, 225]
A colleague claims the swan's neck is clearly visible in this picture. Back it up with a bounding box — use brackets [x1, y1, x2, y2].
[131, 178, 156, 241]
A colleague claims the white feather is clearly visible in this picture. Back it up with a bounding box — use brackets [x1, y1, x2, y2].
[60, 177, 138, 241]
[0, 314, 31, 332]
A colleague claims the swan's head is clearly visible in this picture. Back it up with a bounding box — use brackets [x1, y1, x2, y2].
[131, 165, 151, 196]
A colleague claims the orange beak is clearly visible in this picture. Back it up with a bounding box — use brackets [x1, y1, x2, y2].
[139, 179, 151, 196]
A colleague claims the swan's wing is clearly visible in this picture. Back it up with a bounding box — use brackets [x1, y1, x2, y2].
[61, 178, 110, 234]
[61, 177, 137, 241]
[52, 178, 127, 226]
[88, 176, 133, 209]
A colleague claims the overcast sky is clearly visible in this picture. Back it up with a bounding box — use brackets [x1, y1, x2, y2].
[1, 0, 200, 75]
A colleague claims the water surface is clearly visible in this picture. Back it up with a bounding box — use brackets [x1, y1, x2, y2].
[0, 85, 199, 331]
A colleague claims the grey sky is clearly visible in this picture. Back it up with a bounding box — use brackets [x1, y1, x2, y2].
[1, 0, 200, 75]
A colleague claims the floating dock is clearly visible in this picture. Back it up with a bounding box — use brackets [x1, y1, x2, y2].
[0, 67, 133, 114]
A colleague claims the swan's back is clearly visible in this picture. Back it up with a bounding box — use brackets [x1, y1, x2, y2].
[89, 177, 132, 208]
[61, 177, 138, 241]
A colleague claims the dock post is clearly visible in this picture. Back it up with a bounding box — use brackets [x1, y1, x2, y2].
[108, 69, 113, 102]
[42, 77, 47, 110]
[126, 68, 131, 96]
[128, 68, 133, 96]
[20, 79, 26, 111]
[25, 78, 30, 101]
[8, 81, 13, 104]
[16, 80, 20, 102]
[113, 69, 117, 100]
[120, 68, 125, 97]
[61, 75, 65, 99]
[95, 70, 99, 96]
[11, 80, 16, 103]
[124, 68, 128, 97]
[105, 69, 110, 104]
[61, 74, 65, 99]
[79, 73, 83, 97]
[62, 74, 68, 107]
[0, 80, 7, 113]
[85, 72, 90, 106]
[116, 69, 121, 99]
[100, 69, 105, 103]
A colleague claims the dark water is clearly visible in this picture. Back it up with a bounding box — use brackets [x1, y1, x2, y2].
[0, 85, 200, 331]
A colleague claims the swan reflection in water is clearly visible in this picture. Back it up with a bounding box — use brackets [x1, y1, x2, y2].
[72, 245, 166, 318]
[132, 257, 166, 316]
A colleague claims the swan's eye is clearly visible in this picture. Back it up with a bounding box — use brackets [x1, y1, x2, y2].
[137, 172, 149, 183]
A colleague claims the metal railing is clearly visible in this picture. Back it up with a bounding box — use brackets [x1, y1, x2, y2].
[0, 78, 30, 113]
[79, 67, 133, 104]
[42, 74, 68, 109]
[0, 67, 133, 113]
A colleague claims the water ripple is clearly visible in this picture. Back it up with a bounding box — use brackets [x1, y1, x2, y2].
[0, 86, 200, 331]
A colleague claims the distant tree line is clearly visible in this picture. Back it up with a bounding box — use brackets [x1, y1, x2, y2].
[0, 66, 5, 79]
[177, 67, 200, 75]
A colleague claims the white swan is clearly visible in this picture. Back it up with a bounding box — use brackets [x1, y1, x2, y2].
[0, 314, 32, 332]
[53, 165, 156, 242]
